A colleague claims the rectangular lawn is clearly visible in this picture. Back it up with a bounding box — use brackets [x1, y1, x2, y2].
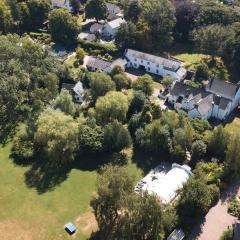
[0, 143, 143, 240]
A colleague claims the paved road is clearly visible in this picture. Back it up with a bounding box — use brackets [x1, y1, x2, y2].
[189, 181, 240, 240]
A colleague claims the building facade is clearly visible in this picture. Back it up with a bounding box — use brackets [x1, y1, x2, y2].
[168, 79, 240, 120]
[125, 49, 187, 81]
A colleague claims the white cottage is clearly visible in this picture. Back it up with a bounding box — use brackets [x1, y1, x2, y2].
[85, 56, 127, 73]
[168, 79, 240, 120]
[51, 0, 72, 11]
[125, 49, 187, 81]
[102, 18, 125, 38]
[62, 81, 85, 103]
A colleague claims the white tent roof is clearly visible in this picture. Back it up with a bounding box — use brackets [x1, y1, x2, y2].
[138, 164, 192, 204]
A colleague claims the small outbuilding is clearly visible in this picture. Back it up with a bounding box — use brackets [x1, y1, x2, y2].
[102, 18, 125, 39]
[65, 222, 76, 235]
[167, 229, 185, 240]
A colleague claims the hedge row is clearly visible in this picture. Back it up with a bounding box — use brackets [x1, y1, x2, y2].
[78, 39, 119, 56]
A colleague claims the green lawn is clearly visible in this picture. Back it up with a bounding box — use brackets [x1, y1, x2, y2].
[174, 53, 209, 71]
[0, 143, 143, 240]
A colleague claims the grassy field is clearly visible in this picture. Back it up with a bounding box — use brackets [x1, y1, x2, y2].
[0, 143, 143, 240]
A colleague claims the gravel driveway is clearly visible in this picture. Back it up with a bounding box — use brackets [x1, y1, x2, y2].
[189, 181, 240, 240]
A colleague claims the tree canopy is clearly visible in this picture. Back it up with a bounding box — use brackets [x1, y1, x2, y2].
[49, 8, 79, 47]
[85, 0, 107, 21]
[34, 109, 79, 164]
[91, 165, 165, 240]
[95, 91, 129, 124]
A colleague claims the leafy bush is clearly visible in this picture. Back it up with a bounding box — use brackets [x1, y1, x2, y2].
[195, 62, 209, 81]
[78, 39, 119, 56]
[228, 197, 240, 218]
[208, 184, 220, 206]
[11, 131, 34, 163]
[220, 226, 233, 240]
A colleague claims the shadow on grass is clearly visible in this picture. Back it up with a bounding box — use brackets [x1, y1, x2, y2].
[23, 152, 119, 194]
[132, 147, 170, 175]
[0, 122, 18, 146]
[24, 160, 70, 194]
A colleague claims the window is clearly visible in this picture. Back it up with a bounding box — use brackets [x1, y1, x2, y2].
[141, 60, 143, 63]
[148, 67, 150, 71]
[156, 64, 159, 67]
[147, 62, 150, 65]
[156, 70, 159, 74]
[135, 58, 137, 61]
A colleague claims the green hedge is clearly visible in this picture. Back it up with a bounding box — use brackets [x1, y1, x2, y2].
[78, 39, 119, 56]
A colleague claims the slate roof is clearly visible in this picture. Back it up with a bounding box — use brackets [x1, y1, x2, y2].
[207, 78, 239, 100]
[86, 56, 126, 72]
[125, 49, 180, 72]
[170, 82, 207, 99]
[106, 3, 121, 14]
[171, 81, 232, 114]
[62, 83, 74, 91]
[73, 81, 84, 96]
[90, 23, 103, 33]
[107, 18, 125, 29]
[86, 56, 112, 71]
[219, 97, 231, 110]
[196, 94, 214, 116]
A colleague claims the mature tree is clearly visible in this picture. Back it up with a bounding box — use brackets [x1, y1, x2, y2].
[208, 125, 229, 160]
[104, 120, 131, 152]
[95, 91, 129, 124]
[78, 125, 104, 154]
[191, 140, 207, 162]
[0, 0, 14, 34]
[174, 0, 199, 42]
[12, 128, 34, 162]
[110, 65, 124, 77]
[177, 178, 212, 228]
[70, 0, 81, 13]
[89, 72, 116, 100]
[52, 89, 76, 116]
[136, 120, 172, 155]
[34, 109, 79, 164]
[194, 24, 232, 61]
[49, 9, 79, 47]
[133, 74, 154, 96]
[23, 0, 51, 30]
[161, 76, 174, 89]
[112, 73, 131, 91]
[160, 111, 179, 132]
[127, 90, 147, 118]
[75, 47, 85, 64]
[225, 134, 240, 179]
[91, 165, 165, 240]
[124, 0, 142, 22]
[134, 19, 153, 51]
[197, 0, 240, 27]
[0, 35, 60, 142]
[91, 165, 135, 239]
[85, 0, 107, 21]
[230, 22, 240, 67]
[115, 22, 137, 50]
[141, 0, 176, 49]
[190, 117, 211, 133]
[195, 62, 209, 81]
